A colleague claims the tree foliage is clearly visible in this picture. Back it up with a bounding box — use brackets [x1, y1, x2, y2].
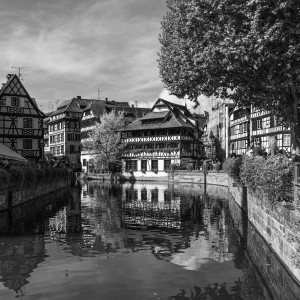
[82, 111, 125, 172]
[159, 0, 300, 147]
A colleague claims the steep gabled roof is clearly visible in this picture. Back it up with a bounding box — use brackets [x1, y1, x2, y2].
[122, 113, 195, 131]
[121, 98, 201, 132]
[0, 74, 45, 118]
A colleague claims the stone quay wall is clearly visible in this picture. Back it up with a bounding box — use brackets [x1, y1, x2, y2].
[0, 175, 74, 211]
[168, 170, 229, 186]
[169, 170, 300, 284]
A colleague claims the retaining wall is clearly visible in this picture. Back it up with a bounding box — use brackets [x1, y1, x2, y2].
[227, 176, 300, 284]
[168, 170, 300, 284]
[0, 175, 73, 211]
[168, 170, 228, 186]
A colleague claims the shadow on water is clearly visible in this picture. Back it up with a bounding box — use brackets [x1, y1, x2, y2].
[0, 180, 299, 299]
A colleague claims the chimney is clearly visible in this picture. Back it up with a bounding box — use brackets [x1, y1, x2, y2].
[77, 96, 81, 99]
[105, 97, 108, 103]
[131, 104, 134, 108]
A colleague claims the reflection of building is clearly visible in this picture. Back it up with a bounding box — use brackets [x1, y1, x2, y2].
[0, 235, 46, 293]
[121, 182, 181, 229]
[0, 74, 45, 162]
[48, 187, 81, 234]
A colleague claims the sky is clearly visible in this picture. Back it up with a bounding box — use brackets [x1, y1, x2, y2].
[0, 0, 209, 113]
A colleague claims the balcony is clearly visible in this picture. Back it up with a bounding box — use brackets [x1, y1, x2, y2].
[123, 135, 192, 143]
[252, 125, 290, 136]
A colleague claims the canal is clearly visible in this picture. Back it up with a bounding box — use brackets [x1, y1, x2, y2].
[0, 180, 299, 300]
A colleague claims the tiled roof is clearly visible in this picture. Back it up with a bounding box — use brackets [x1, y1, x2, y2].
[121, 114, 194, 131]
[91, 101, 107, 118]
[140, 111, 169, 120]
[134, 107, 151, 118]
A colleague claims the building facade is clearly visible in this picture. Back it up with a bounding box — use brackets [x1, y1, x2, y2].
[250, 106, 291, 154]
[80, 99, 150, 173]
[0, 74, 45, 162]
[120, 99, 204, 174]
[229, 106, 251, 155]
[47, 97, 83, 165]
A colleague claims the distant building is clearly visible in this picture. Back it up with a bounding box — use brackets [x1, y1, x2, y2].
[120, 98, 204, 174]
[204, 97, 234, 159]
[229, 106, 251, 155]
[0, 74, 45, 163]
[47, 96, 84, 166]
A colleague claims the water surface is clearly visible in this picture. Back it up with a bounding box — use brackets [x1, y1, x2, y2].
[0, 180, 298, 299]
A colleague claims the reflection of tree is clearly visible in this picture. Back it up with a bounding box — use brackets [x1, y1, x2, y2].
[168, 282, 243, 299]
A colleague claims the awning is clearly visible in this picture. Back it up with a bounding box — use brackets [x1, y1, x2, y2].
[0, 143, 28, 162]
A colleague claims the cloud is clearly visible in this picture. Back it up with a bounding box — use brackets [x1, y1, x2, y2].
[0, 0, 167, 111]
[158, 89, 211, 114]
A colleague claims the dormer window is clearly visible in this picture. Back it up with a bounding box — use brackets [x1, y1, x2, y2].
[11, 97, 20, 107]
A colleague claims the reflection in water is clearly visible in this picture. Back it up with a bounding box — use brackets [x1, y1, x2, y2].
[0, 181, 299, 299]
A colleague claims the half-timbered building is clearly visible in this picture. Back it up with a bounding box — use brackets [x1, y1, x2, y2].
[229, 106, 251, 155]
[47, 96, 86, 166]
[250, 106, 291, 154]
[0, 74, 45, 162]
[120, 99, 204, 174]
[80, 99, 150, 172]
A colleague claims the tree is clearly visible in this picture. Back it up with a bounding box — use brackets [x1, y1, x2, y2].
[159, 0, 300, 150]
[82, 111, 125, 176]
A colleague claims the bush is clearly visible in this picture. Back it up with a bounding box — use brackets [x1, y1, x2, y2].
[240, 154, 294, 205]
[152, 168, 158, 174]
[0, 169, 8, 187]
[8, 166, 24, 184]
[23, 167, 38, 185]
[223, 157, 243, 182]
[141, 168, 146, 174]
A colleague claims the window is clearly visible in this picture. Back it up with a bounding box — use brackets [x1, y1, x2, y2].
[0, 97, 6, 105]
[151, 188, 158, 202]
[141, 160, 147, 171]
[164, 159, 171, 170]
[125, 160, 137, 171]
[262, 117, 270, 129]
[83, 159, 87, 166]
[23, 118, 32, 128]
[61, 145, 64, 154]
[68, 134, 75, 141]
[141, 189, 147, 201]
[257, 120, 261, 129]
[11, 97, 20, 107]
[283, 134, 291, 146]
[70, 145, 75, 153]
[230, 127, 234, 136]
[23, 139, 32, 149]
[60, 133, 64, 142]
[151, 160, 158, 170]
